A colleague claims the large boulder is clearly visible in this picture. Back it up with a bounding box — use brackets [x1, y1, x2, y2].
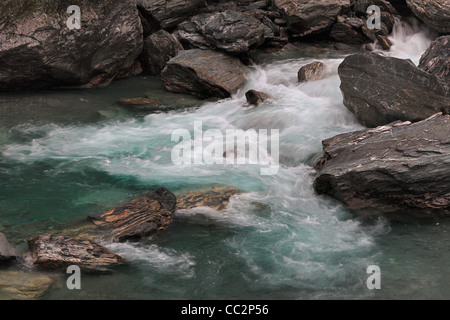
[176, 11, 266, 54]
[0, 233, 17, 265]
[140, 30, 183, 75]
[88, 187, 177, 242]
[314, 113, 450, 216]
[419, 36, 450, 81]
[339, 52, 450, 127]
[161, 49, 249, 99]
[273, 0, 351, 36]
[0, 0, 143, 91]
[137, 0, 205, 30]
[406, 0, 450, 34]
[28, 235, 123, 273]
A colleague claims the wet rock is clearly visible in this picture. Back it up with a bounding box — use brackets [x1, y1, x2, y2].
[298, 61, 329, 83]
[245, 90, 273, 106]
[176, 186, 241, 212]
[376, 34, 392, 50]
[0, 271, 60, 300]
[273, 0, 351, 36]
[419, 36, 450, 81]
[338, 52, 449, 127]
[0, 0, 143, 91]
[161, 49, 249, 99]
[88, 187, 177, 242]
[330, 23, 366, 44]
[28, 235, 123, 273]
[141, 30, 183, 75]
[117, 97, 160, 109]
[314, 113, 450, 216]
[176, 11, 266, 54]
[406, 0, 450, 34]
[137, 0, 205, 30]
[0, 233, 17, 265]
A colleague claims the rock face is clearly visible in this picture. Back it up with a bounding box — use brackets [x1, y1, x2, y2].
[339, 52, 450, 127]
[406, 0, 450, 34]
[245, 90, 273, 106]
[273, 0, 351, 36]
[141, 30, 183, 75]
[161, 49, 249, 99]
[0, 0, 143, 91]
[137, 0, 205, 30]
[89, 187, 177, 242]
[419, 36, 450, 81]
[0, 233, 17, 265]
[298, 61, 328, 83]
[314, 113, 450, 216]
[28, 235, 123, 273]
[177, 11, 266, 54]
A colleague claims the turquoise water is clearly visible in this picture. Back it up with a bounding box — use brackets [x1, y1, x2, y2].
[2, 22, 450, 300]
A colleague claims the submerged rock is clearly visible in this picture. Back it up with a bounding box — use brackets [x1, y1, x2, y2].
[0, 270, 59, 300]
[0, 0, 143, 91]
[406, 0, 450, 34]
[117, 97, 160, 109]
[314, 113, 450, 216]
[245, 90, 273, 106]
[28, 235, 123, 273]
[0, 233, 17, 265]
[89, 187, 177, 242]
[298, 61, 329, 83]
[419, 36, 450, 81]
[161, 49, 249, 99]
[176, 186, 241, 212]
[339, 52, 449, 127]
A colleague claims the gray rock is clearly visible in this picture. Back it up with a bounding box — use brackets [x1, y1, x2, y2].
[0, 0, 143, 91]
[419, 36, 450, 81]
[0, 233, 17, 265]
[314, 113, 450, 216]
[298, 61, 329, 83]
[141, 30, 183, 75]
[137, 0, 205, 29]
[177, 11, 266, 54]
[406, 0, 450, 34]
[273, 0, 351, 36]
[338, 52, 449, 127]
[161, 49, 249, 99]
[330, 23, 366, 44]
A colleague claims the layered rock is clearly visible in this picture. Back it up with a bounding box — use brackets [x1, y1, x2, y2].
[419, 36, 450, 81]
[314, 113, 450, 216]
[88, 187, 177, 242]
[176, 186, 241, 211]
[28, 235, 123, 273]
[140, 30, 183, 75]
[176, 11, 266, 54]
[339, 52, 449, 127]
[0, 0, 143, 91]
[161, 49, 249, 99]
[0, 233, 17, 265]
[406, 0, 450, 34]
[273, 0, 351, 36]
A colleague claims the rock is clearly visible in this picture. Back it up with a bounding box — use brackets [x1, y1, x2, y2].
[88, 187, 177, 242]
[330, 23, 366, 44]
[141, 30, 183, 75]
[28, 235, 123, 273]
[376, 34, 392, 50]
[406, 0, 450, 34]
[338, 52, 450, 127]
[117, 98, 160, 109]
[273, 0, 351, 36]
[314, 113, 450, 216]
[419, 36, 450, 81]
[0, 271, 59, 300]
[298, 61, 329, 83]
[176, 186, 241, 211]
[137, 0, 205, 30]
[0, 0, 143, 91]
[0, 233, 17, 265]
[161, 49, 249, 99]
[176, 11, 266, 54]
[245, 90, 273, 106]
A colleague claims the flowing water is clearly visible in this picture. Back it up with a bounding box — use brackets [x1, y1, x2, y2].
[1, 20, 449, 300]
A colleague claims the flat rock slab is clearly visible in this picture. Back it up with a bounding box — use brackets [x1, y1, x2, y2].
[89, 187, 177, 242]
[28, 235, 123, 273]
[176, 186, 241, 211]
[161, 49, 249, 99]
[314, 113, 450, 216]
